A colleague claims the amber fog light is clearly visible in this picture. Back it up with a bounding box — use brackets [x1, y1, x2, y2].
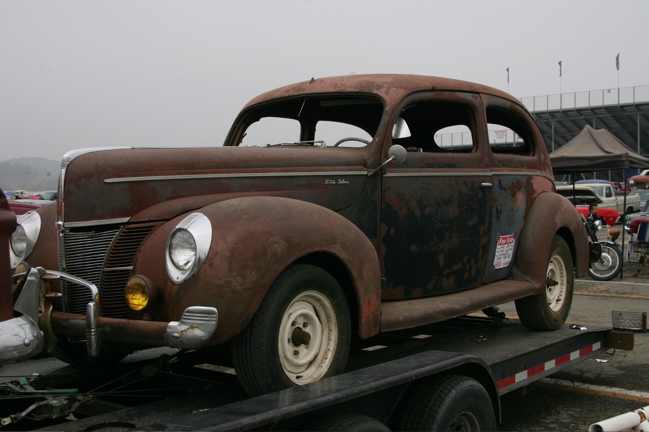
[125, 275, 155, 311]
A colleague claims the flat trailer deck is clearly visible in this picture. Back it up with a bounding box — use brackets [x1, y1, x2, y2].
[0, 316, 633, 431]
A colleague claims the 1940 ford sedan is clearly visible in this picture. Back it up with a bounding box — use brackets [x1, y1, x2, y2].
[9, 75, 588, 396]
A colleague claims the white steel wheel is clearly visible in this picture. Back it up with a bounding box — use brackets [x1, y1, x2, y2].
[279, 290, 339, 384]
[516, 236, 574, 330]
[546, 251, 568, 312]
[232, 264, 351, 397]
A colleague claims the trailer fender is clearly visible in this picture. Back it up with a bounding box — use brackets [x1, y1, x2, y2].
[133, 196, 382, 342]
[513, 192, 588, 292]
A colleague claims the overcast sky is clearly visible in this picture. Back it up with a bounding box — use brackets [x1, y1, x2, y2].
[1, 0, 647, 162]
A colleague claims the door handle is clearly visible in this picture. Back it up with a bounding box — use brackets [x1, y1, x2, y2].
[481, 183, 493, 188]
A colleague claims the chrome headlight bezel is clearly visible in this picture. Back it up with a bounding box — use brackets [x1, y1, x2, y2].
[166, 213, 212, 284]
[10, 211, 41, 269]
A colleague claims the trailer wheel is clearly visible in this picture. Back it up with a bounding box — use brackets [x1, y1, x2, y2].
[305, 413, 389, 432]
[232, 264, 351, 397]
[515, 235, 574, 330]
[398, 374, 495, 431]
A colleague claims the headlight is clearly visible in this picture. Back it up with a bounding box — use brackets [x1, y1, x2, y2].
[9, 211, 41, 269]
[169, 229, 197, 271]
[166, 213, 212, 284]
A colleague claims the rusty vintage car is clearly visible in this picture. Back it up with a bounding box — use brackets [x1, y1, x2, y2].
[8, 75, 588, 396]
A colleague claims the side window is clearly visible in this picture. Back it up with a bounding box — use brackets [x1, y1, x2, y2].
[392, 100, 475, 152]
[239, 117, 300, 147]
[486, 105, 533, 155]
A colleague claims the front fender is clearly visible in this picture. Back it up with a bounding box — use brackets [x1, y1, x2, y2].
[134, 196, 381, 344]
[513, 192, 588, 291]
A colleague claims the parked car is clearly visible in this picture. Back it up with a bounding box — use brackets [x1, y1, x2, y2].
[8, 199, 54, 216]
[557, 184, 640, 215]
[8, 75, 588, 396]
[624, 200, 649, 223]
[0, 189, 44, 363]
[628, 175, 649, 192]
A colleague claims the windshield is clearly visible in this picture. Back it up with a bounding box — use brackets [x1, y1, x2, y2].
[232, 96, 382, 148]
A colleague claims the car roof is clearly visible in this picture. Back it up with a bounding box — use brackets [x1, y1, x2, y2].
[243, 74, 518, 110]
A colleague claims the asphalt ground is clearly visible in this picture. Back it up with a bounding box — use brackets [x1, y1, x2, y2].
[495, 258, 649, 431]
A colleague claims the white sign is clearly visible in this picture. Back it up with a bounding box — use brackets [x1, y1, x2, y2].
[494, 234, 515, 269]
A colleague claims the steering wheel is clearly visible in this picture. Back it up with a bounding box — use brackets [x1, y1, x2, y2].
[333, 137, 371, 147]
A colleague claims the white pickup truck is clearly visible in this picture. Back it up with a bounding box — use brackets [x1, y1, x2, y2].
[557, 182, 641, 214]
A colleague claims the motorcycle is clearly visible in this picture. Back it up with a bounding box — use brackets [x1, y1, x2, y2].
[583, 215, 622, 281]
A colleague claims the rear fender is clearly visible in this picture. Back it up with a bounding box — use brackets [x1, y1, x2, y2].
[513, 192, 588, 292]
[134, 196, 381, 343]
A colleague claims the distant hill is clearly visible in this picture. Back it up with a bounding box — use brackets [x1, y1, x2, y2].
[0, 157, 60, 192]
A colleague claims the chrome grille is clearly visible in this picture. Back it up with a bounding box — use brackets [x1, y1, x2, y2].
[59, 226, 122, 315]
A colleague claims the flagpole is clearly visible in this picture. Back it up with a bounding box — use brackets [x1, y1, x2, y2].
[616, 53, 620, 103]
[558, 61, 562, 108]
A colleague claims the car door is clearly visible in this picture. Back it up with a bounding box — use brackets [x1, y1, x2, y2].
[481, 94, 554, 283]
[380, 91, 493, 300]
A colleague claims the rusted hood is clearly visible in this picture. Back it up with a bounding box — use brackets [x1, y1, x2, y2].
[61, 146, 369, 224]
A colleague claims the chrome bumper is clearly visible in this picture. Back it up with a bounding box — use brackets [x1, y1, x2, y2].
[46, 269, 219, 356]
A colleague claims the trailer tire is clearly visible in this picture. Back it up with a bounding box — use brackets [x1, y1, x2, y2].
[515, 235, 574, 330]
[305, 413, 389, 432]
[398, 374, 495, 431]
[232, 264, 351, 397]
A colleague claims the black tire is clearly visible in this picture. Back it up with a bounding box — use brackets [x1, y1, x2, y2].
[516, 235, 574, 330]
[305, 413, 390, 432]
[231, 264, 351, 396]
[587, 244, 622, 281]
[398, 374, 496, 432]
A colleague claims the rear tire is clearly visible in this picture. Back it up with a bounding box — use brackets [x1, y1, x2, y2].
[232, 264, 351, 396]
[516, 235, 574, 330]
[397, 374, 496, 431]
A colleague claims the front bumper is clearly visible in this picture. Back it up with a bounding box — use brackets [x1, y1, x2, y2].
[6, 267, 218, 360]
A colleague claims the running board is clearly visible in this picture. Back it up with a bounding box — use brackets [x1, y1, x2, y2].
[381, 279, 536, 332]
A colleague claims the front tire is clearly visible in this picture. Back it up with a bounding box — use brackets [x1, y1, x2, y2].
[232, 264, 351, 396]
[516, 235, 574, 330]
[587, 244, 622, 281]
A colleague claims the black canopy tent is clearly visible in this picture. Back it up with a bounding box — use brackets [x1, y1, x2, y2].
[549, 125, 649, 279]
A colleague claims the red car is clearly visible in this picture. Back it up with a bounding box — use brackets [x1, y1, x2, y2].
[575, 206, 620, 227]
[8, 199, 54, 216]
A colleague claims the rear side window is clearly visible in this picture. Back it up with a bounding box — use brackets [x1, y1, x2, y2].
[486, 104, 534, 155]
[392, 99, 475, 152]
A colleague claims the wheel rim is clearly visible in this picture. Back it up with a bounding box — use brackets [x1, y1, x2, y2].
[278, 290, 338, 385]
[546, 252, 568, 312]
[448, 411, 481, 431]
[591, 246, 620, 277]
